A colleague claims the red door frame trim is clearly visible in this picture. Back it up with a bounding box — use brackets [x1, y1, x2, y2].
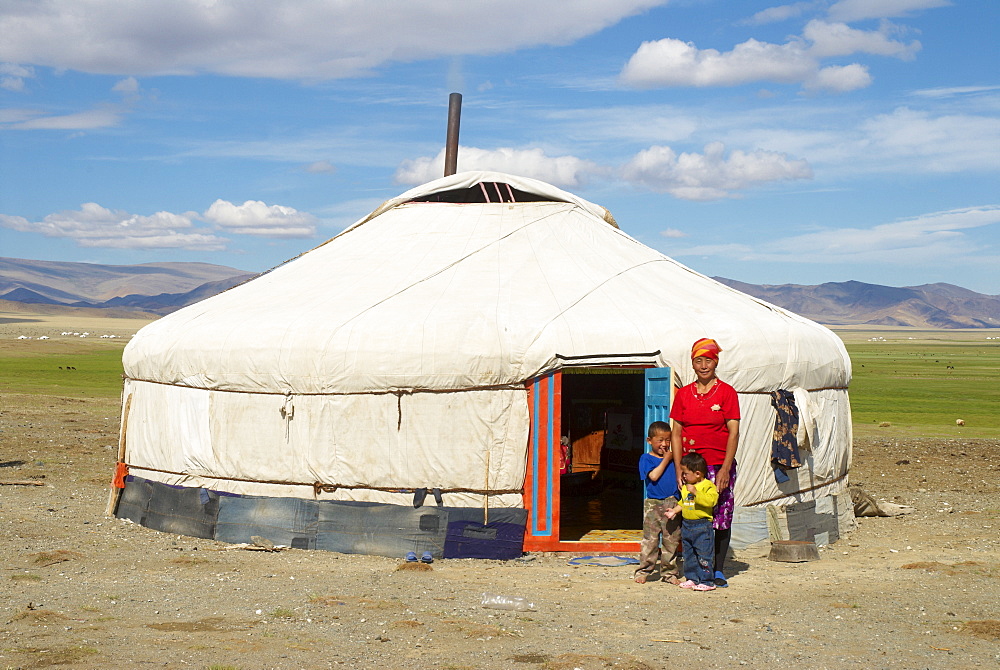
[523, 370, 641, 553]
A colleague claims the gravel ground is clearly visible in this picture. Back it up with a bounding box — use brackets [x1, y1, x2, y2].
[1, 390, 999, 670]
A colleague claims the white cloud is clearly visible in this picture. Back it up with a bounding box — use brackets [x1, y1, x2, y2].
[203, 200, 317, 237]
[0, 0, 667, 80]
[111, 76, 139, 93]
[512, 93, 999, 181]
[303, 160, 336, 174]
[743, 2, 820, 25]
[690, 99, 1000, 177]
[395, 146, 601, 188]
[174, 133, 393, 167]
[805, 63, 872, 92]
[0, 75, 143, 131]
[803, 20, 919, 60]
[620, 18, 919, 92]
[861, 107, 1000, 172]
[3, 107, 124, 130]
[0, 108, 41, 124]
[545, 105, 700, 144]
[770, 208, 997, 261]
[660, 228, 688, 238]
[0, 77, 24, 92]
[0, 199, 320, 249]
[1, 62, 34, 91]
[911, 85, 1000, 99]
[827, 0, 951, 22]
[621, 38, 814, 88]
[673, 205, 1000, 266]
[395, 135, 817, 201]
[0, 203, 226, 250]
[781, 206, 1000, 263]
[621, 142, 812, 200]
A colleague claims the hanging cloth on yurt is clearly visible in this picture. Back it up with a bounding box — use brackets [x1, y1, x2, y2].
[770, 390, 801, 482]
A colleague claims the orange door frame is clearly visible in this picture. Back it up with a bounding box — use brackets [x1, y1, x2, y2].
[523, 370, 641, 553]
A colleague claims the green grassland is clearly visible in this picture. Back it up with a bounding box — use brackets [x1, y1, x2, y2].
[837, 329, 1000, 438]
[0, 341, 127, 399]
[2, 328, 998, 439]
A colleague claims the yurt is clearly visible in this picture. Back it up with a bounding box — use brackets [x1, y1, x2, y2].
[111, 171, 854, 559]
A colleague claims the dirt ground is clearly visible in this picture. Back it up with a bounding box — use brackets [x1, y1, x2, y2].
[2, 360, 999, 668]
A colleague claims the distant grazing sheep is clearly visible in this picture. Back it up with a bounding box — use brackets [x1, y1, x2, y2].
[956, 419, 965, 426]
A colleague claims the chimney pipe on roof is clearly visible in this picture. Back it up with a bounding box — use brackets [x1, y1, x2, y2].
[444, 92, 462, 177]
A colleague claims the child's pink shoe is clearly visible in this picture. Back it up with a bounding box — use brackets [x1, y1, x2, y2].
[692, 583, 716, 591]
[678, 580, 696, 589]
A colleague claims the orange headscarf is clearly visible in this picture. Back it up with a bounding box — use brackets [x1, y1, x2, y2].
[691, 337, 722, 361]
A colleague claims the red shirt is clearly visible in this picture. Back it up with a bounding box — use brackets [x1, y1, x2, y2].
[669, 379, 740, 467]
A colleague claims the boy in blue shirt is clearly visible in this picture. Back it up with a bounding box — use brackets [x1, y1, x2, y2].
[633, 421, 682, 584]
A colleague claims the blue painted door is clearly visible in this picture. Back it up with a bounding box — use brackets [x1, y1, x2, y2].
[644, 366, 673, 429]
[643, 366, 673, 498]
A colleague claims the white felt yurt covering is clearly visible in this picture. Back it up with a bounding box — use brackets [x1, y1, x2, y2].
[116, 171, 853, 555]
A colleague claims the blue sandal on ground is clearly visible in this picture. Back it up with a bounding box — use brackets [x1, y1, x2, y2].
[714, 570, 728, 587]
[420, 551, 434, 564]
[405, 551, 417, 562]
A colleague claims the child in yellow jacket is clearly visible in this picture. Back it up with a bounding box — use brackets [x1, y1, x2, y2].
[665, 452, 719, 591]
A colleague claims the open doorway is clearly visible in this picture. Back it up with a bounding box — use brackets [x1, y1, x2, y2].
[558, 368, 646, 542]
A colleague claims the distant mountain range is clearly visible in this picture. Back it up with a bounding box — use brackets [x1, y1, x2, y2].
[1, 256, 998, 328]
[714, 278, 1000, 329]
[0, 257, 256, 316]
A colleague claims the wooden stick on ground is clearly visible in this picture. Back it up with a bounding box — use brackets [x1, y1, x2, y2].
[106, 392, 132, 516]
[483, 450, 490, 525]
[0, 480, 46, 486]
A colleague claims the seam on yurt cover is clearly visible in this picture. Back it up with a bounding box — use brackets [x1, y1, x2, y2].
[519, 258, 670, 357]
[124, 463, 522, 495]
[121, 377, 526, 395]
[320, 207, 570, 344]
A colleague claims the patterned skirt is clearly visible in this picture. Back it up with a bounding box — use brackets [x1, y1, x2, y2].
[706, 461, 737, 530]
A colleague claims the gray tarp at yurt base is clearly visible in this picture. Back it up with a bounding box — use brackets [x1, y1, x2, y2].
[113, 171, 853, 559]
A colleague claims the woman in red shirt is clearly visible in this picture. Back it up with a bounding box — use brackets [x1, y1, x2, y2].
[670, 338, 740, 587]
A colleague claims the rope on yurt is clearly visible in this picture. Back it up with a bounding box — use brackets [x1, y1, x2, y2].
[737, 386, 849, 394]
[121, 376, 525, 396]
[121, 463, 522, 497]
[744, 471, 849, 507]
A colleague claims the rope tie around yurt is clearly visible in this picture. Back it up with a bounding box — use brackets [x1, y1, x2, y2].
[121, 377, 526, 395]
[120, 463, 522, 497]
[745, 471, 849, 507]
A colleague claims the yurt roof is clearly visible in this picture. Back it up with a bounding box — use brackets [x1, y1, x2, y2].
[123, 171, 851, 395]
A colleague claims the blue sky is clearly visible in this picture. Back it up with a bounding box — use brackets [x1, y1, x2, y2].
[1, 0, 998, 293]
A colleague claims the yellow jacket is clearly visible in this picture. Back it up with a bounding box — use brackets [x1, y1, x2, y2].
[679, 479, 718, 520]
